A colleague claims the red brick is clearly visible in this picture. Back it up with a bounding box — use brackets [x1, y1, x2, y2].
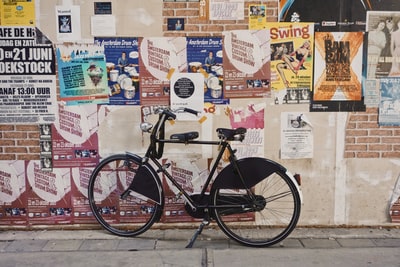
[382, 152, 400, 158]
[356, 137, 380, 143]
[176, 9, 199, 17]
[0, 140, 15, 146]
[17, 154, 40, 160]
[344, 152, 355, 158]
[349, 114, 368, 121]
[365, 107, 379, 113]
[356, 152, 380, 158]
[345, 144, 367, 151]
[0, 125, 14, 131]
[163, 10, 174, 17]
[29, 147, 41, 154]
[201, 24, 224, 32]
[16, 125, 38, 131]
[5, 147, 27, 153]
[0, 154, 17, 160]
[17, 140, 39, 146]
[369, 144, 392, 151]
[3, 132, 27, 139]
[346, 129, 368, 136]
[370, 129, 393, 136]
[346, 122, 356, 129]
[357, 122, 379, 129]
[382, 137, 400, 143]
[28, 132, 40, 139]
[224, 24, 249, 31]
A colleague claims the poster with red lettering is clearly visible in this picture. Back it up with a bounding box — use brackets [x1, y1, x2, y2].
[266, 22, 314, 104]
[0, 161, 28, 226]
[51, 104, 99, 168]
[222, 29, 271, 98]
[25, 161, 72, 225]
[139, 37, 187, 106]
[71, 167, 97, 223]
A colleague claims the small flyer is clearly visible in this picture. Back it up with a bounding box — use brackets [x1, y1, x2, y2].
[280, 112, 313, 159]
[378, 77, 400, 126]
[248, 4, 266, 30]
[55, 5, 81, 41]
[0, 0, 35, 26]
[170, 73, 204, 121]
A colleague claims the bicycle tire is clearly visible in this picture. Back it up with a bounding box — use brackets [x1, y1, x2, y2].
[211, 158, 301, 247]
[88, 154, 163, 237]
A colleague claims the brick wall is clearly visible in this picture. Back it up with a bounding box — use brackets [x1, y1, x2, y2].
[162, 1, 278, 37]
[345, 108, 400, 158]
[0, 125, 40, 160]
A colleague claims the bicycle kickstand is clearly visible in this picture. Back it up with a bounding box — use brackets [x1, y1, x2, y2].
[185, 219, 210, 248]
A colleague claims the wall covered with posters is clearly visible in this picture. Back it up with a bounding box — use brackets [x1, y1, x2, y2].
[1, 0, 400, 229]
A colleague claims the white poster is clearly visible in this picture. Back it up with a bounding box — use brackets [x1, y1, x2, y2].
[56, 5, 81, 42]
[209, 0, 244, 20]
[170, 73, 204, 121]
[281, 112, 313, 159]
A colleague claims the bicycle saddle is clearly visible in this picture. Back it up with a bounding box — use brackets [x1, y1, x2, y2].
[170, 131, 199, 142]
[216, 127, 247, 141]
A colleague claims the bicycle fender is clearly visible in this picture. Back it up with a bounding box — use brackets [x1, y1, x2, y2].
[211, 157, 303, 203]
[125, 153, 164, 206]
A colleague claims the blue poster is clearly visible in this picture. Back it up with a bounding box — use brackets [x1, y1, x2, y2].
[56, 44, 109, 105]
[186, 37, 229, 105]
[94, 37, 140, 105]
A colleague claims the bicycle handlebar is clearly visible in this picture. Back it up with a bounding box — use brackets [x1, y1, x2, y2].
[154, 107, 200, 120]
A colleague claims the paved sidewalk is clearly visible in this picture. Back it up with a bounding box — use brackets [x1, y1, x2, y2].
[0, 227, 400, 266]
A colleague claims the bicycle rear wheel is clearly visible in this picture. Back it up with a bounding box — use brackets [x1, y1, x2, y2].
[88, 154, 163, 237]
[211, 161, 301, 247]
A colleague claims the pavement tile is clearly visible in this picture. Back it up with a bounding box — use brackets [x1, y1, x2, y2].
[4, 239, 48, 252]
[117, 238, 156, 250]
[155, 239, 191, 249]
[0, 240, 11, 251]
[42, 239, 84, 251]
[336, 238, 376, 248]
[79, 239, 119, 251]
[272, 238, 304, 248]
[371, 238, 400, 247]
[299, 238, 341, 249]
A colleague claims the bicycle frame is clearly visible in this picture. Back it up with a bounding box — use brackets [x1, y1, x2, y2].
[139, 109, 252, 212]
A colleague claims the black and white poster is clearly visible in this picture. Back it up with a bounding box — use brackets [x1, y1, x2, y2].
[0, 27, 57, 124]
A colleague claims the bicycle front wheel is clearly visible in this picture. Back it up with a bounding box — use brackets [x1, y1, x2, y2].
[211, 160, 301, 247]
[88, 154, 163, 237]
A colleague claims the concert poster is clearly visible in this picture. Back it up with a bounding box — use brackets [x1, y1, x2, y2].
[267, 22, 314, 104]
[311, 32, 366, 112]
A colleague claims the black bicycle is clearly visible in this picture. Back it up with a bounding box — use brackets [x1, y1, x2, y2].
[88, 107, 302, 248]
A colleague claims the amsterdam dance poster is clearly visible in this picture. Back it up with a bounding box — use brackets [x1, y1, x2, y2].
[311, 32, 365, 112]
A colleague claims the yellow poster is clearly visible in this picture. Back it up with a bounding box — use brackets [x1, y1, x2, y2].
[266, 22, 314, 104]
[248, 4, 266, 30]
[0, 0, 35, 26]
